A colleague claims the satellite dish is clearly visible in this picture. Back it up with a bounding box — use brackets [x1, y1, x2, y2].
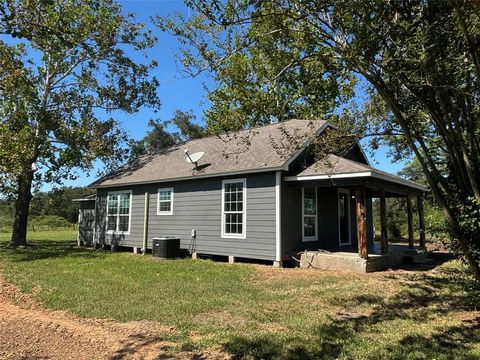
[184, 150, 205, 167]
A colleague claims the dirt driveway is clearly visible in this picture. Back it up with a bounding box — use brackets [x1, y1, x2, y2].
[0, 275, 227, 360]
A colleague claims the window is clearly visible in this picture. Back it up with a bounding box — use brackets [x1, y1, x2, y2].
[302, 187, 317, 241]
[222, 179, 246, 238]
[157, 188, 173, 215]
[107, 191, 131, 234]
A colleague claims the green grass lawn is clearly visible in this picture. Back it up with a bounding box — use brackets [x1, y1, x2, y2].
[0, 230, 479, 359]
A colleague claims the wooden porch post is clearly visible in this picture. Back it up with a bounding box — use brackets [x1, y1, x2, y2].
[417, 195, 426, 248]
[406, 194, 414, 249]
[356, 186, 368, 259]
[379, 189, 388, 255]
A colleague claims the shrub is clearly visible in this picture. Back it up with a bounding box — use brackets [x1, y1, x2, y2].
[30, 215, 73, 230]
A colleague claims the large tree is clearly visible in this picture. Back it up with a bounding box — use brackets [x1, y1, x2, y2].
[0, 0, 159, 246]
[128, 110, 207, 160]
[159, 0, 480, 280]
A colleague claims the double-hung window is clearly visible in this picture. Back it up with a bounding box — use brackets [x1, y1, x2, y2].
[302, 187, 318, 241]
[157, 188, 173, 215]
[222, 179, 246, 238]
[107, 191, 131, 234]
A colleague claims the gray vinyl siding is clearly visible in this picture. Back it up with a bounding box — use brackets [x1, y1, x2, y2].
[345, 144, 369, 165]
[281, 183, 302, 254]
[78, 200, 95, 246]
[281, 185, 374, 255]
[281, 185, 340, 254]
[95, 172, 277, 260]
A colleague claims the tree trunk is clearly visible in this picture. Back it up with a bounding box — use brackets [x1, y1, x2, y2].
[456, 231, 480, 283]
[10, 170, 35, 247]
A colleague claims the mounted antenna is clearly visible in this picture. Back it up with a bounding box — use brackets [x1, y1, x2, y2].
[184, 149, 205, 169]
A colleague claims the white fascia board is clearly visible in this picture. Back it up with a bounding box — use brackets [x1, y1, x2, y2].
[285, 171, 428, 192]
[284, 172, 372, 181]
[370, 171, 428, 191]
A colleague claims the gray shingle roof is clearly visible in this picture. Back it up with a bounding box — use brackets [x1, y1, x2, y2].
[91, 119, 328, 188]
[294, 154, 428, 191]
[297, 154, 372, 176]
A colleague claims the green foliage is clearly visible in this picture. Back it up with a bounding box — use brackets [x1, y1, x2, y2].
[1, 0, 160, 245]
[160, 0, 480, 280]
[156, 3, 356, 132]
[30, 186, 92, 223]
[1, 0, 160, 186]
[373, 198, 410, 240]
[386, 201, 405, 240]
[172, 110, 207, 141]
[0, 186, 91, 229]
[128, 110, 207, 161]
[374, 159, 448, 243]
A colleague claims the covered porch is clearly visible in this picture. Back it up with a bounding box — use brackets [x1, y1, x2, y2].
[284, 155, 428, 272]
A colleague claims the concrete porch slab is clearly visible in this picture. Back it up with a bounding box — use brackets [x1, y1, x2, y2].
[295, 244, 428, 273]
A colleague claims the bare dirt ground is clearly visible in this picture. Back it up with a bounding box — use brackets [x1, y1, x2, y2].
[0, 275, 228, 360]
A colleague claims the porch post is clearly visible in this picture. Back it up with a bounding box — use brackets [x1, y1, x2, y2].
[417, 195, 426, 248]
[406, 194, 414, 249]
[379, 189, 388, 255]
[356, 186, 368, 259]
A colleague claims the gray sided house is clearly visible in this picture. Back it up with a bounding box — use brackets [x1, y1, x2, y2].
[77, 119, 427, 270]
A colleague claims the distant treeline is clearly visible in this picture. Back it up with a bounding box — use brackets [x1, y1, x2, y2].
[0, 187, 93, 230]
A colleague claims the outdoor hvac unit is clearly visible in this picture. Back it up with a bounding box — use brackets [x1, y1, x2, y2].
[152, 237, 180, 259]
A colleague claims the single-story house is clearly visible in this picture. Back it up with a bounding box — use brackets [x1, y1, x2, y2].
[77, 119, 427, 270]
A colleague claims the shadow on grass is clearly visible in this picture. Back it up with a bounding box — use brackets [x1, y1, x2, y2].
[393, 251, 454, 273]
[223, 320, 356, 360]
[225, 315, 479, 360]
[384, 322, 480, 360]
[224, 262, 479, 360]
[0, 240, 104, 262]
[109, 333, 169, 360]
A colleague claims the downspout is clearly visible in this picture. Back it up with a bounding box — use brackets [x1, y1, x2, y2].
[275, 171, 282, 266]
[77, 207, 82, 247]
[93, 197, 98, 248]
[142, 192, 149, 255]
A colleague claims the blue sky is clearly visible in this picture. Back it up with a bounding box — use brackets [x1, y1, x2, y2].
[36, 0, 405, 190]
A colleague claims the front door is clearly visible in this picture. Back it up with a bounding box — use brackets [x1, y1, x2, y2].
[338, 189, 351, 246]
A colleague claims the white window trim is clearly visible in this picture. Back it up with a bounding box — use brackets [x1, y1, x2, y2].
[302, 187, 318, 242]
[106, 190, 132, 235]
[157, 187, 174, 215]
[338, 188, 352, 246]
[221, 178, 247, 239]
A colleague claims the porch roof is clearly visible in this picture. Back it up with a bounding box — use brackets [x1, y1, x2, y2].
[284, 154, 428, 195]
[72, 194, 97, 202]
